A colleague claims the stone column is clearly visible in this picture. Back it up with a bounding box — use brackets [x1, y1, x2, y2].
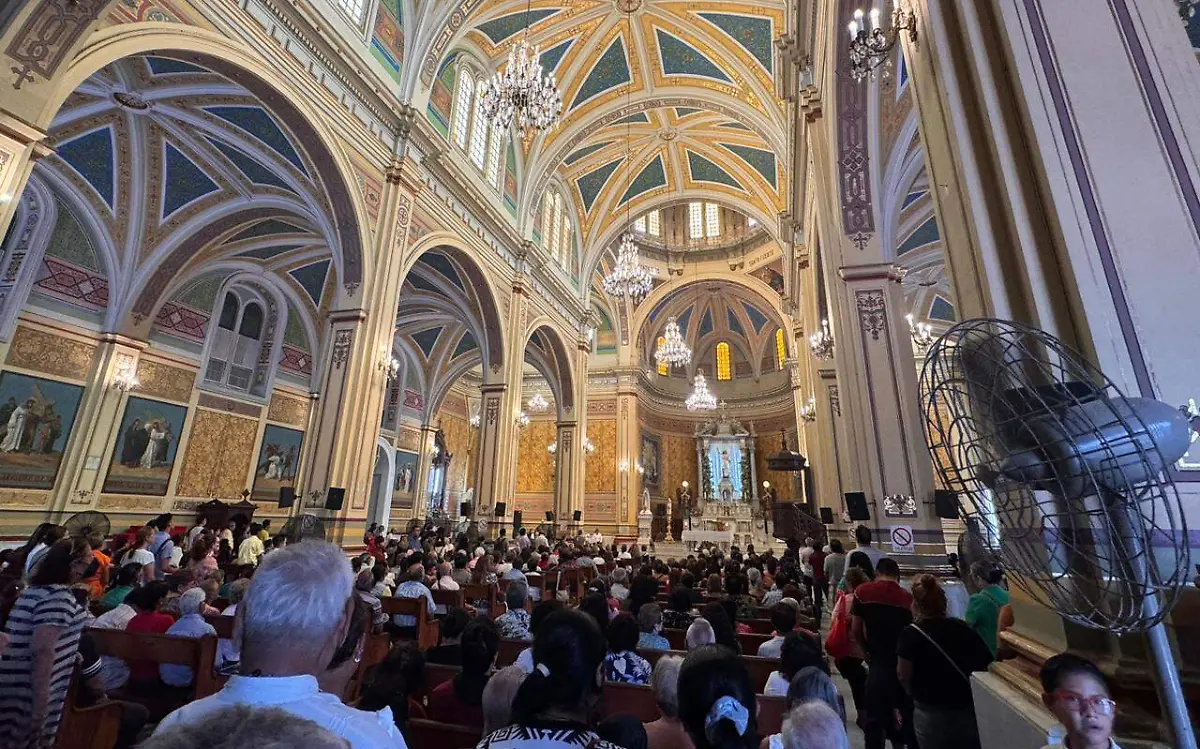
[471, 384, 510, 520]
[300, 160, 419, 547]
[553, 421, 576, 532]
[615, 369, 640, 537]
[411, 423, 438, 520]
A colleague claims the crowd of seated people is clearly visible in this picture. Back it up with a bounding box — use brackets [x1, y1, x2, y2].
[0, 516, 1112, 749]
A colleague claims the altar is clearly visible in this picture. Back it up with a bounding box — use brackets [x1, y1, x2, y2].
[686, 411, 761, 549]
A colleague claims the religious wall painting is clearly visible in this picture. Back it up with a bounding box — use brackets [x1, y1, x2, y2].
[102, 396, 188, 496]
[393, 450, 419, 495]
[640, 432, 661, 488]
[251, 425, 303, 502]
[0, 372, 84, 489]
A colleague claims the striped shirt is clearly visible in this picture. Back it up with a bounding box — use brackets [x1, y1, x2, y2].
[0, 585, 87, 747]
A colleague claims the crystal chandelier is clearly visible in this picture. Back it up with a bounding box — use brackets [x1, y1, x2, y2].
[655, 317, 691, 368]
[601, 233, 655, 300]
[809, 318, 835, 360]
[799, 394, 817, 423]
[547, 441, 557, 455]
[685, 370, 718, 412]
[905, 314, 935, 352]
[479, 37, 563, 133]
[527, 392, 549, 412]
[583, 434, 596, 455]
[847, 2, 918, 82]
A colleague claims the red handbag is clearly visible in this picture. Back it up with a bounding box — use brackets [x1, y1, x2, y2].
[824, 597, 851, 659]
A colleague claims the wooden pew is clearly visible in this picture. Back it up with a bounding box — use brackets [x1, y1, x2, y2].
[408, 718, 482, 749]
[638, 648, 780, 694]
[204, 613, 235, 639]
[462, 583, 496, 613]
[756, 694, 788, 736]
[497, 638, 527, 667]
[382, 596, 440, 650]
[602, 682, 661, 723]
[422, 663, 461, 696]
[743, 618, 774, 634]
[86, 629, 220, 719]
[432, 588, 464, 613]
[737, 631, 772, 654]
[57, 673, 123, 749]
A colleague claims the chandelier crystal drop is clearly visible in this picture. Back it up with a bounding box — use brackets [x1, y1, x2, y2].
[685, 370, 718, 412]
[601, 233, 656, 300]
[809, 318, 835, 361]
[655, 317, 692, 367]
[479, 39, 563, 133]
[527, 392, 549, 413]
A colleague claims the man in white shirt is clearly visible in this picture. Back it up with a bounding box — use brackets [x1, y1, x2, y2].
[154, 541, 406, 749]
[534, 531, 548, 550]
[185, 517, 206, 550]
[236, 524, 265, 566]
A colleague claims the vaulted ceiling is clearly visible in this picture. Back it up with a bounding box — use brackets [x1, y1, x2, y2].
[443, 1, 788, 279]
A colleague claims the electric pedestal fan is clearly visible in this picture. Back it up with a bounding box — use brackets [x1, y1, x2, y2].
[279, 513, 327, 544]
[919, 318, 1195, 749]
[64, 510, 111, 542]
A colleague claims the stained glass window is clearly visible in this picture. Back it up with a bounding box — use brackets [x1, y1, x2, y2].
[716, 342, 731, 381]
[776, 329, 787, 368]
[469, 92, 488, 169]
[689, 202, 703, 239]
[334, 0, 366, 25]
[453, 72, 473, 148]
[486, 128, 503, 187]
[647, 209, 661, 236]
[657, 337, 668, 376]
[705, 202, 721, 237]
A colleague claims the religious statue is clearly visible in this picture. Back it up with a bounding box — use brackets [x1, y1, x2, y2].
[759, 485, 774, 535]
[681, 485, 693, 530]
[720, 449, 732, 479]
[640, 488, 651, 515]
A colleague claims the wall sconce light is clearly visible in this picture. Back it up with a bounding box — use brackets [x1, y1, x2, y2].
[111, 362, 140, 392]
[547, 441, 557, 455]
[799, 394, 817, 423]
[905, 314, 935, 352]
[848, 1, 918, 82]
[808, 319, 835, 360]
[469, 409, 481, 428]
[378, 347, 401, 380]
[583, 434, 596, 455]
[619, 459, 630, 473]
[516, 411, 530, 429]
[636, 463, 645, 475]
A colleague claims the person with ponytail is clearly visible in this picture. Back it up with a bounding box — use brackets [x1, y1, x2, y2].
[426, 617, 499, 729]
[676, 645, 758, 749]
[478, 608, 621, 749]
[896, 574, 993, 749]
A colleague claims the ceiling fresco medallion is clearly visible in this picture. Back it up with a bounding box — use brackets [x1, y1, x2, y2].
[616, 0, 643, 11]
[112, 90, 151, 112]
[658, 127, 678, 142]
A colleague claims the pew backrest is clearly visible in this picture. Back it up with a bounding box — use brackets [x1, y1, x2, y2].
[86, 629, 220, 698]
[408, 719, 482, 749]
[204, 614, 235, 639]
[601, 682, 661, 723]
[381, 596, 440, 649]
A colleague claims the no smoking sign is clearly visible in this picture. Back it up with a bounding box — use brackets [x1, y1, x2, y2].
[890, 525, 915, 554]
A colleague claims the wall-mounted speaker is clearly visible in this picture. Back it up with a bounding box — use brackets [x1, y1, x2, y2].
[934, 490, 959, 520]
[844, 491, 870, 521]
[495, 502, 507, 518]
[278, 487, 295, 509]
[819, 506, 834, 524]
[545, 511, 554, 522]
[460, 502, 473, 518]
[324, 487, 345, 511]
[573, 510, 582, 522]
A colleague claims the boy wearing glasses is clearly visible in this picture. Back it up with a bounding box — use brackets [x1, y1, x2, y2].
[1040, 653, 1119, 749]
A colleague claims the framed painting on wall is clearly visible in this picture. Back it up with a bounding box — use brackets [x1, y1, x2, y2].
[102, 396, 188, 496]
[251, 424, 303, 502]
[640, 433, 661, 488]
[393, 450, 418, 494]
[0, 372, 85, 489]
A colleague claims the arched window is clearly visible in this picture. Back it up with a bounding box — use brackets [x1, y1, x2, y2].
[647, 209, 661, 237]
[205, 291, 267, 392]
[540, 190, 573, 271]
[469, 95, 489, 169]
[656, 337, 668, 376]
[452, 71, 474, 148]
[549, 192, 563, 259]
[689, 201, 704, 239]
[775, 329, 787, 368]
[486, 127, 504, 188]
[705, 203, 721, 237]
[716, 342, 731, 381]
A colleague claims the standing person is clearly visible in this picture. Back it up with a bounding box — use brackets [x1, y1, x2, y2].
[676, 645, 759, 749]
[236, 524, 265, 566]
[0, 537, 94, 748]
[965, 562, 1010, 658]
[823, 540, 846, 597]
[478, 609, 620, 749]
[848, 525, 884, 579]
[850, 557, 914, 749]
[798, 538, 815, 598]
[186, 517, 207, 551]
[148, 514, 177, 580]
[808, 543, 828, 620]
[897, 575, 993, 749]
[153, 541, 407, 749]
[826, 568, 868, 720]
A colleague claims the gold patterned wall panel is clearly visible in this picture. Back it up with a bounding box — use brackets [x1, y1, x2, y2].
[662, 433, 698, 497]
[439, 413, 471, 496]
[516, 421, 556, 494]
[396, 424, 421, 452]
[136, 359, 195, 403]
[267, 393, 309, 428]
[175, 409, 258, 498]
[755, 430, 796, 502]
[6, 326, 95, 381]
[584, 419, 616, 493]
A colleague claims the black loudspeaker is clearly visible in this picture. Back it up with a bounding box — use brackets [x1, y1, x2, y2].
[545, 511, 554, 522]
[512, 510, 522, 531]
[934, 490, 959, 519]
[845, 491, 870, 521]
[460, 502, 473, 518]
[324, 487, 345, 511]
[278, 487, 295, 508]
[819, 506, 834, 524]
[573, 510, 582, 522]
[495, 502, 507, 518]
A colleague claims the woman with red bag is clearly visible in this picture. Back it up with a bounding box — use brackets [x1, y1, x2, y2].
[826, 566, 869, 722]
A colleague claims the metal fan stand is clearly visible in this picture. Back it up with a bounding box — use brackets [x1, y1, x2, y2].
[1108, 493, 1196, 749]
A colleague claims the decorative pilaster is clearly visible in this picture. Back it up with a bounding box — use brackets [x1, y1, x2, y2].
[411, 424, 438, 520]
[471, 384, 509, 517]
[615, 369, 640, 537]
[553, 422, 576, 530]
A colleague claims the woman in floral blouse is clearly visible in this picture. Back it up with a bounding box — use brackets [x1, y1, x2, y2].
[603, 613, 652, 685]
